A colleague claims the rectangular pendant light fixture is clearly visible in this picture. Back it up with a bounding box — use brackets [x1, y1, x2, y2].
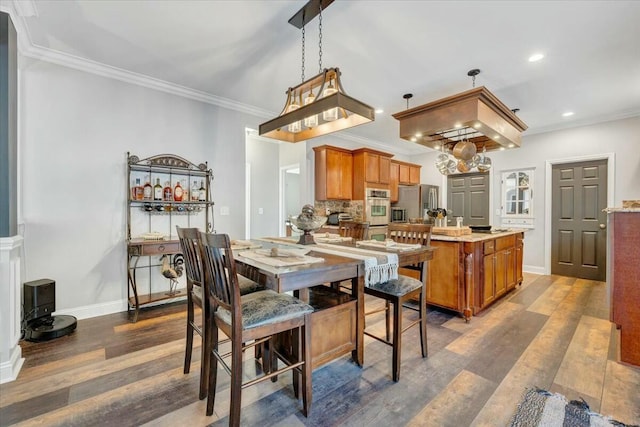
[259, 68, 375, 143]
[258, 0, 374, 143]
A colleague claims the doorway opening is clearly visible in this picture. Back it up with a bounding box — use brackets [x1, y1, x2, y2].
[280, 165, 301, 236]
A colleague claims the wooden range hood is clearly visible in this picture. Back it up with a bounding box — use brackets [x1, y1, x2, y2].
[393, 86, 527, 152]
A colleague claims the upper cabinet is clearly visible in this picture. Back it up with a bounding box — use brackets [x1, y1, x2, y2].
[352, 148, 393, 199]
[313, 145, 353, 200]
[395, 160, 421, 185]
[500, 168, 534, 228]
[390, 161, 400, 203]
[390, 160, 422, 203]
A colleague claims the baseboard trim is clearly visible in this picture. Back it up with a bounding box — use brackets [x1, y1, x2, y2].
[524, 265, 545, 275]
[0, 345, 24, 384]
[54, 299, 128, 320]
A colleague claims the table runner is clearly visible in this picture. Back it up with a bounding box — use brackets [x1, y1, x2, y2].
[355, 240, 422, 252]
[312, 243, 398, 287]
[238, 250, 324, 268]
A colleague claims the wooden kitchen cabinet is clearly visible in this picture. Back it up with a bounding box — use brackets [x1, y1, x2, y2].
[390, 161, 400, 203]
[352, 148, 393, 199]
[313, 145, 353, 200]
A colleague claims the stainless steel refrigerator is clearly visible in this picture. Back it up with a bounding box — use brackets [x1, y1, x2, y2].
[392, 185, 440, 221]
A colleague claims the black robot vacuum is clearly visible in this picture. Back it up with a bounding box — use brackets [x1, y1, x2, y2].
[22, 279, 77, 342]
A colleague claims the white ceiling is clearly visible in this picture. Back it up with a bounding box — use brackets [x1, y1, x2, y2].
[9, 0, 640, 154]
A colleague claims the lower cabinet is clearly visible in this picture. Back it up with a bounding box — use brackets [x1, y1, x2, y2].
[428, 232, 524, 320]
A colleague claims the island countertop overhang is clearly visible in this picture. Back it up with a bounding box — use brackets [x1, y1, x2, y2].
[430, 228, 528, 242]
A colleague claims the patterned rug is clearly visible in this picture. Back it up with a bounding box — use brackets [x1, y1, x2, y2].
[510, 388, 637, 427]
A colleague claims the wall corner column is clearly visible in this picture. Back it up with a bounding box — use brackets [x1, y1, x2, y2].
[0, 235, 24, 383]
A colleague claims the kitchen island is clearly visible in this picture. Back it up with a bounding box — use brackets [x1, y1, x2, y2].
[423, 229, 525, 321]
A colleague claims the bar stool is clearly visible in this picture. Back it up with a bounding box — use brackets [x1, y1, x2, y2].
[176, 226, 263, 400]
[198, 232, 313, 424]
[364, 223, 432, 381]
[338, 220, 369, 241]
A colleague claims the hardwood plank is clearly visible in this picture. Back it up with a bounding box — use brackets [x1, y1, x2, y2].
[112, 310, 188, 332]
[1, 339, 185, 407]
[464, 310, 548, 384]
[444, 301, 523, 354]
[0, 388, 70, 426]
[14, 349, 105, 383]
[407, 370, 496, 427]
[526, 280, 573, 316]
[600, 360, 640, 425]
[552, 315, 612, 400]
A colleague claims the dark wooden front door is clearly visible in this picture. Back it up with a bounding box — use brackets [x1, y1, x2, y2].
[551, 159, 607, 280]
[447, 172, 490, 226]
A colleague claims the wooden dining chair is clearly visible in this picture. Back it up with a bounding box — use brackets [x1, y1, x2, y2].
[176, 226, 264, 400]
[338, 220, 370, 241]
[363, 223, 432, 382]
[198, 232, 313, 423]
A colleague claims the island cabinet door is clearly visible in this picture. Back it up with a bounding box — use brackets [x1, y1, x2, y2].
[515, 234, 524, 284]
[427, 240, 464, 312]
[494, 249, 508, 296]
[482, 253, 496, 306]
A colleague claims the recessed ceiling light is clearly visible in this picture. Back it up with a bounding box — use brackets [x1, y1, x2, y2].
[415, 132, 423, 137]
[508, 143, 515, 148]
[528, 53, 545, 62]
[499, 147, 505, 151]
[454, 123, 462, 129]
[375, 108, 384, 114]
[562, 111, 574, 117]
[494, 135, 501, 140]
[410, 137, 417, 142]
[434, 144, 440, 149]
[473, 123, 482, 129]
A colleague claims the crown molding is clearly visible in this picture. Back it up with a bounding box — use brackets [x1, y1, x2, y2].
[524, 109, 640, 138]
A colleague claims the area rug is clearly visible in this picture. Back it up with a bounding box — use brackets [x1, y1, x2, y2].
[510, 387, 637, 427]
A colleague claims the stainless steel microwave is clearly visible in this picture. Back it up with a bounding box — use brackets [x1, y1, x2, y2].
[391, 207, 407, 223]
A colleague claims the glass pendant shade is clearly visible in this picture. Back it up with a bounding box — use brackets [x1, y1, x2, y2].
[287, 99, 302, 133]
[303, 91, 318, 128]
[322, 81, 338, 121]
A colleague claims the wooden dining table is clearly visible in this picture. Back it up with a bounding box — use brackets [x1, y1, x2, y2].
[233, 238, 435, 368]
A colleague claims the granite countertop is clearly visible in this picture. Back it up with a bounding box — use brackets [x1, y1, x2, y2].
[604, 208, 640, 213]
[430, 228, 527, 242]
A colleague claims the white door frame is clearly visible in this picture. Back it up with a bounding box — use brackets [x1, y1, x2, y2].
[544, 152, 615, 276]
[279, 163, 300, 237]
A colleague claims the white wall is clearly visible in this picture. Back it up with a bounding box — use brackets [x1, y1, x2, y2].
[246, 135, 279, 238]
[20, 58, 260, 315]
[407, 116, 640, 272]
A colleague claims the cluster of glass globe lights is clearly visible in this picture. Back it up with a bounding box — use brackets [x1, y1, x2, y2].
[433, 133, 492, 175]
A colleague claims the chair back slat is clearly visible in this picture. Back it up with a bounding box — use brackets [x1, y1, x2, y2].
[338, 220, 370, 241]
[388, 223, 432, 246]
[198, 232, 241, 317]
[176, 227, 203, 284]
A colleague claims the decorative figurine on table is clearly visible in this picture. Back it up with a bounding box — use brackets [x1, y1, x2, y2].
[289, 204, 328, 245]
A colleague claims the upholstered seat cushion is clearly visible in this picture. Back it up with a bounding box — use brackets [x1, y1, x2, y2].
[237, 275, 265, 295]
[367, 274, 422, 296]
[216, 289, 313, 330]
[192, 274, 263, 302]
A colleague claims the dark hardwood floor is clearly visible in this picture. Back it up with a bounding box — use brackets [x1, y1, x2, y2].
[1, 273, 639, 426]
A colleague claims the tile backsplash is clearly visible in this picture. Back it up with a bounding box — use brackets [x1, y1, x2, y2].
[314, 200, 364, 221]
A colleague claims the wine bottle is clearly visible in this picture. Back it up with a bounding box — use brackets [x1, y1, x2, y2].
[191, 180, 199, 201]
[163, 181, 173, 201]
[132, 178, 144, 200]
[154, 178, 163, 201]
[198, 180, 206, 201]
[143, 176, 152, 200]
[174, 180, 183, 201]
